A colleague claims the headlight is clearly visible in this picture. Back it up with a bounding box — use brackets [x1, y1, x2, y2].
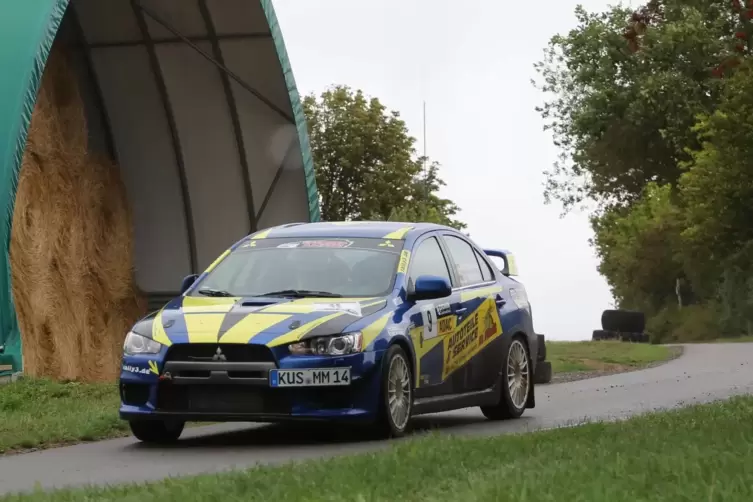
[123, 331, 163, 355]
[289, 332, 363, 356]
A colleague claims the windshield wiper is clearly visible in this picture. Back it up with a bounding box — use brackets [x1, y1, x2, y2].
[257, 289, 343, 298]
[197, 288, 234, 297]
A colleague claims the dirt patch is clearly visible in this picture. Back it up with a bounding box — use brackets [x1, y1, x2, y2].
[10, 44, 146, 382]
[547, 345, 684, 384]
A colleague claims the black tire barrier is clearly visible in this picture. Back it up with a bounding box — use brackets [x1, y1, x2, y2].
[534, 360, 552, 384]
[536, 334, 547, 361]
[601, 309, 646, 333]
[592, 329, 619, 341]
[620, 332, 650, 343]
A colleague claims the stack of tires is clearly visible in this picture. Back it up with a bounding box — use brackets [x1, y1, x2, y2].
[592, 310, 649, 343]
[533, 333, 553, 384]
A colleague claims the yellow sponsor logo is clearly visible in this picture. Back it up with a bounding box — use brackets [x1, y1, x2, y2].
[442, 297, 502, 380]
[148, 360, 159, 375]
[397, 250, 410, 275]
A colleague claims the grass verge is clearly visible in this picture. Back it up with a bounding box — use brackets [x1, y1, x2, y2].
[4, 396, 753, 501]
[0, 378, 128, 454]
[546, 340, 673, 374]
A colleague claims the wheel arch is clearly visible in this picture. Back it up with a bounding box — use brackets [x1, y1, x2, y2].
[389, 335, 415, 385]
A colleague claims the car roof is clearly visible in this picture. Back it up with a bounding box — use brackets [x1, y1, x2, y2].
[248, 221, 456, 240]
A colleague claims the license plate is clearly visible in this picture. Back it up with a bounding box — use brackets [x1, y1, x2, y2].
[269, 368, 350, 387]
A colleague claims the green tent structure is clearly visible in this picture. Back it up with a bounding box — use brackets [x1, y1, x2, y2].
[0, 0, 320, 377]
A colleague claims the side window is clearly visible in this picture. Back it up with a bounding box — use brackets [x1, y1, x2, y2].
[474, 250, 495, 282]
[443, 235, 484, 286]
[409, 237, 452, 286]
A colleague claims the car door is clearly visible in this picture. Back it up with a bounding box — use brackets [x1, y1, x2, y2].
[439, 233, 507, 392]
[405, 233, 463, 398]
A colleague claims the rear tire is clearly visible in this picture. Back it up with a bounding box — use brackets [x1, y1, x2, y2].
[375, 345, 413, 438]
[481, 336, 530, 420]
[129, 419, 185, 444]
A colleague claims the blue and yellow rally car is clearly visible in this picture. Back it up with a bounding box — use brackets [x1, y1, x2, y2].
[119, 221, 540, 442]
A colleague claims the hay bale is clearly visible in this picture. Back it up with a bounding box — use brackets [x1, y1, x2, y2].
[10, 45, 145, 382]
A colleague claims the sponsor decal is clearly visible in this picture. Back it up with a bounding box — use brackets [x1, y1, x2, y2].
[278, 239, 353, 249]
[397, 250, 410, 274]
[379, 240, 395, 248]
[311, 302, 362, 317]
[393, 296, 403, 306]
[437, 315, 457, 336]
[123, 360, 159, 376]
[442, 297, 502, 379]
[436, 302, 451, 316]
[240, 240, 257, 248]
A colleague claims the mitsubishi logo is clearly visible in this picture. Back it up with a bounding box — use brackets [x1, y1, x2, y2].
[212, 347, 227, 361]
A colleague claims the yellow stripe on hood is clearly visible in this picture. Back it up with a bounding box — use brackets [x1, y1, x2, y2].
[181, 296, 240, 313]
[184, 313, 227, 343]
[219, 313, 292, 344]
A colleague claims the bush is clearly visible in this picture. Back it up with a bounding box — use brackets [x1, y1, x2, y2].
[647, 303, 722, 343]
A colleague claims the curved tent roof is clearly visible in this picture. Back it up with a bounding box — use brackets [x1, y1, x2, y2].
[0, 0, 320, 375]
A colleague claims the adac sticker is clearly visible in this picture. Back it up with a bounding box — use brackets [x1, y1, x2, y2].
[397, 250, 410, 275]
[123, 360, 159, 376]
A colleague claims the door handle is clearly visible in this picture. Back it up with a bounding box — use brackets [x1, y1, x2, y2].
[455, 307, 467, 313]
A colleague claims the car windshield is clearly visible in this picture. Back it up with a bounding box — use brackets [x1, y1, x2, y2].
[189, 237, 403, 298]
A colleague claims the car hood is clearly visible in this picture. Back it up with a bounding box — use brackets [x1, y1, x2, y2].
[132, 295, 390, 348]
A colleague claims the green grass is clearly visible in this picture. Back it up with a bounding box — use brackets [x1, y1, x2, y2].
[546, 340, 673, 373]
[4, 396, 753, 501]
[0, 378, 129, 454]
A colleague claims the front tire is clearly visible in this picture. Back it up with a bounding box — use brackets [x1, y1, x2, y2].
[129, 419, 185, 444]
[481, 336, 530, 420]
[375, 345, 413, 438]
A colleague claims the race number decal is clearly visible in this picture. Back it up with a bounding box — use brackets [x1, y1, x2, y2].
[420, 304, 437, 341]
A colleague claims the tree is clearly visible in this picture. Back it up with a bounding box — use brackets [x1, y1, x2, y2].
[303, 86, 464, 228]
[533, 1, 734, 211]
[591, 183, 685, 315]
[534, 0, 753, 340]
[383, 160, 465, 230]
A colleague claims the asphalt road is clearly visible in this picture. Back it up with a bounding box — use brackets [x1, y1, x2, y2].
[1, 343, 752, 495]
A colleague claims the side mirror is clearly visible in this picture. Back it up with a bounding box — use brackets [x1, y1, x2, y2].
[180, 274, 199, 294]
[411, 275, 452, 301]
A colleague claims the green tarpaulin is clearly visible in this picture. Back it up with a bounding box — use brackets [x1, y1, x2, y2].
[0, 0, 319, 376]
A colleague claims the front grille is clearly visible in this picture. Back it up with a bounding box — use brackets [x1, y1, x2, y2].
[157, 383, 289, 414]
[121, 382, 150, 406]
[165, 344, 275, 363]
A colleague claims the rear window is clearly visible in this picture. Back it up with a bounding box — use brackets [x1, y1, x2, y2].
[191, 237, 404, 298]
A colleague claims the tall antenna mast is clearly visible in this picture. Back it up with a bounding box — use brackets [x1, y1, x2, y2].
[422, 101, 427, 173]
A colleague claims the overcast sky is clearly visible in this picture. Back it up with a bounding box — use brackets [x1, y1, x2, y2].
[273, 0, 621, 340]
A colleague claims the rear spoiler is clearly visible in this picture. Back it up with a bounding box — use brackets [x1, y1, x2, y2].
[482, 248, 518, 277]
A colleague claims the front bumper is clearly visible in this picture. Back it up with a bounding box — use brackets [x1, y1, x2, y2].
[119, 347, 384, 422]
